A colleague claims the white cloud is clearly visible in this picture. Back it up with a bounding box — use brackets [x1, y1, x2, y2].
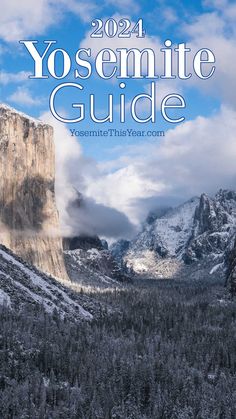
[83, 106, 236, 223]
[182, 6, 236, 108]
[132, 79, 183, 117]
[8, 87, 41, 106]
[39, 106, 236, 228]
[105, 0, 140, 13]
[40, 102, 236, 228]
[161, 7, 178, 24]
[79, 5, 236, 110]
[0, 70, 30, 85]
[41, 112, 135, 239]
[0, 0, 98, 42]
[40, 105, 236, 230]
[85, 164, 167, 224]
[203, 0, 228, 10]
[58, 0, 99, 23]
[0, 0, 150, 43]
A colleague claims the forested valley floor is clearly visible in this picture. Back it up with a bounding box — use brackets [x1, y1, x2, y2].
[0, 277, 236, 419]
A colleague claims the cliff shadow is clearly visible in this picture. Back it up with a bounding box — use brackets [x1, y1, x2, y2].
[0, 175, 55, 232]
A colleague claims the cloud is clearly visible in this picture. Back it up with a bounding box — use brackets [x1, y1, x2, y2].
[79, 5, 236, 110]
[67, 193, 136, 238]
[105, 0, 140, 13]
[0, 70, 30, 85]
[8, 87, 42, 106]
[0, 0, 142, 43]
[181, 4, 236, 108]
[203, 0, 228, 10]
[41, 104, 236, 229]
[58, 0, 99, 23]
[41, 111, 135, 239]
[161, 6, 178, 24]
[0, 0, 98, 42]
[130, 79, 183, 117]
[83, 106, 236, 223]
[85, 164, 167, 224]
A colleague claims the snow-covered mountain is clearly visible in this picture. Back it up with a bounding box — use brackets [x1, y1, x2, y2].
[65, 249, 128, 289]
[112, 190, 236, 279]
[64, 235, 130, 289]
[0, 245, 96, 320]
[131, 197, 198, 258]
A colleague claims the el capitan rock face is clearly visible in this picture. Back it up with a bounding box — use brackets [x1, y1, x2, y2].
[0, 104, 69, 280]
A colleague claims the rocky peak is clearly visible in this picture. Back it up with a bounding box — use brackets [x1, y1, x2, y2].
[183, 194, 235, 263]
[193, 193, 219, 236]
[0, 104, 68, 280]
[193, 190, 236, 238]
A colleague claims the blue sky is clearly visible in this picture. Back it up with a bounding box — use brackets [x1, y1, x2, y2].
[1, 0, 236, 232]
[0, 0, 222, 159]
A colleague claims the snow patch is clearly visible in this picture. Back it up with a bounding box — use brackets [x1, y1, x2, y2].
[0, 103, 44, 126]
[0, 248, 93, 320]
[210, 263, 223, 275]
[0, 287, 11, 307]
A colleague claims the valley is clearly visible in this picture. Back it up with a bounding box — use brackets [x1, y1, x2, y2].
[0, 275, 235, 418]
[0, 103, 236, 418]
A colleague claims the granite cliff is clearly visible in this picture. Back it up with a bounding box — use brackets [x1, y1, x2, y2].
[0, 104, 68, 280]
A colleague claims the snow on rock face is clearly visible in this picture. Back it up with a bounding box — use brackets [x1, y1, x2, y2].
[126, 251, 182, 279]
[184, 190, 236, 263]
[123, 198, 199, 277]
[64, 248, 129, 289]
[151, 197, 199, 257]
[0, 288, 11, 307]
[64, 233, 131, 289]
[0, 245, 93, 320]
[130, 197, 199, 258]
[119, 190, 236, 279]
[0, 103, 43, 126]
